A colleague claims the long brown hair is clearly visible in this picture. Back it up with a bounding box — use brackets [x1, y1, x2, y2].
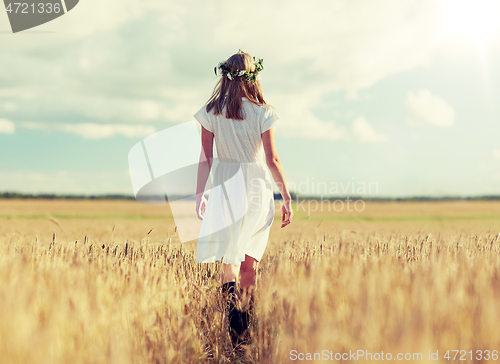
[206, 52, 267, 120]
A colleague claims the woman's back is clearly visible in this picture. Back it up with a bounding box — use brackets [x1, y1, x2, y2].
[194, 97, 279, 163]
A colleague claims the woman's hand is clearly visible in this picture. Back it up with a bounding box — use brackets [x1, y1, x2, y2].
[281, 199, 293, 228]
[196, 194, 207, 221]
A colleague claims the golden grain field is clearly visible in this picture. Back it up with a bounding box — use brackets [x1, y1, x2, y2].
[1, 199, 500, 363]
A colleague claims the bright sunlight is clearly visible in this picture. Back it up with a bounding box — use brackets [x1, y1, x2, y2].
[437, 0, 500, 55]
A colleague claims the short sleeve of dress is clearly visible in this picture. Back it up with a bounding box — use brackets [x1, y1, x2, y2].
[261, 105, 280, 134]
[194, 106, 213, 133]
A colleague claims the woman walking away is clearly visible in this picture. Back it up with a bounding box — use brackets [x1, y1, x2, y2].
[194, 50, 293, 350]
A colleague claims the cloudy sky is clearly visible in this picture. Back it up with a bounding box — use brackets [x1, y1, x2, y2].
[1, 0, 500, 197]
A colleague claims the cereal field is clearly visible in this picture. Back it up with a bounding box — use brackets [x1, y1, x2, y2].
[1, 199, 500, 363]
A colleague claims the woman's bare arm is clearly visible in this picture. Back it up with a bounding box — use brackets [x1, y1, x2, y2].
[262, 126, 293, 227]
[196, 126, 214, 219]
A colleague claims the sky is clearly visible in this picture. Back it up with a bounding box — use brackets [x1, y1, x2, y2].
[1, 0, 500, 198]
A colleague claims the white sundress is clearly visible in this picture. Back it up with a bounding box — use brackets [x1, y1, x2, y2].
[194, 97, 280, 265]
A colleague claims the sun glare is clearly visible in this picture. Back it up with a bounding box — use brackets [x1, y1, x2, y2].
[437, 0, 500, 56]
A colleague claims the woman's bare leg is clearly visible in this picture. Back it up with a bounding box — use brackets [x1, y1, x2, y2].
[221, 259, 241, 284]
[239, 254, 258, 340]
[240, 254, 259, 291]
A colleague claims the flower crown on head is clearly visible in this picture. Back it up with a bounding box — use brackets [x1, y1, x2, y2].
[214, 50, 264, 82]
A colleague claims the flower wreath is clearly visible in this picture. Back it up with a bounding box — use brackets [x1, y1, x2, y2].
[214, 51, 264, 82]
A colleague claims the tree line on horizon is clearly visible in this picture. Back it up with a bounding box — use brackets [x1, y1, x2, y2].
[1, 192, 499, 201]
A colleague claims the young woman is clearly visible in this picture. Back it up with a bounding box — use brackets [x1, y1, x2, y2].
[194, 50, 293, 348]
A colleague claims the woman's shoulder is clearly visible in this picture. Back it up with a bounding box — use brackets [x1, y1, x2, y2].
[255, 102, 278, 119]
[242, 97, 275, 112]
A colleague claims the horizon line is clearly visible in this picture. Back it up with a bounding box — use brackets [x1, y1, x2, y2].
[1, 191, 500, 202]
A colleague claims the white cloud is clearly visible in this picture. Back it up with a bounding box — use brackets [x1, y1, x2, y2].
[17, 121, 156, 139]
[214, 0, 439, 92]
[351, 116, 388, 143]
[0, 118, 15, 134]
[16, 121, 46, 130]
[282, 116, 348, 142]
[1, 0, 443, 141]
[0, 170, 133, 195]
[272, 89, 349, 141]
[406, 89, 455, 127]
[493, 149, 500, 159]
[58, 123, 156, 139]
[3, 102, 17, 111]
